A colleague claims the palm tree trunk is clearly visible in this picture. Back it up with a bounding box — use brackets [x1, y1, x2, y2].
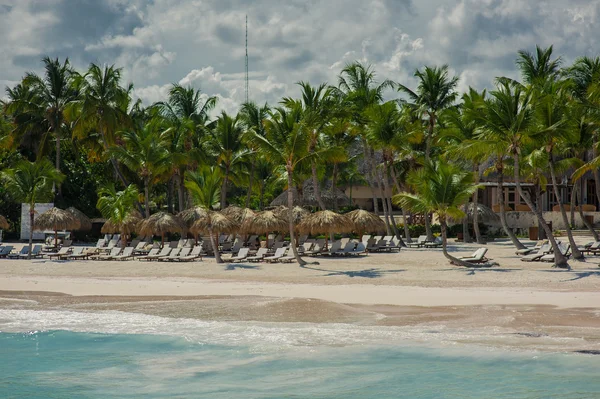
[144, 177, 150, 218]
[389, 165, 411, 243]
[208, 226, 222, 263]
[221, 166, 229, 210]
[441, 218, 479, 267]
[548, 155, 583, 259]
[362, 139, 379, 214]
[376, 168, 392, 235]
[28, 205, 34, 260]
[576, 183, 599, 241]
[100, 125, 129, 188]
[569, 185, 576, 227]
[383, 157, 402, 240]
[425, 113, 434, 164]
[496, 161, 526, 249]
[472, 166, 484, 244]
[311, 161, 326, 211]
[246, 160, 255, 208]
[513, 154, 569, 268]
[178, 168, 186, 212]
[462, 203, 472, 243]
[167, 177, 174, 214]
[593, 137, 600, 208]
[259, 182, 266, 210]
[287, 164, 306, 265]
[332, 163, 339, 212]
[55, 131, 62, 197]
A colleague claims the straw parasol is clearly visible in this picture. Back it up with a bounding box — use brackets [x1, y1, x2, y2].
[137, 211, 185, 247]
[66, 207, 92, 231]
[272, 206, 309, 225]
[222, 206, 257, 226]
[242, 210, 287, 247]
[346, 209, 386, 236]
[0, 215, 9, 230]
[297, 210, 354, 248]
[191, 211, 239, 264]
[101, 211, 142, 237]
[34, 207, 79, 247]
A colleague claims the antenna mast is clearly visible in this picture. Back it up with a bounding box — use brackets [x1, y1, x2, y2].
[245, 15, 249, 104]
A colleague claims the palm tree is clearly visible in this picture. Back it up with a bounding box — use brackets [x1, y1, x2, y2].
[4, 83, 48, 157]
[21, 57, 77, 197]
[516, 45, 562, 86]
[532, 80, 583, 259]
[394, 161, 479, 267]
[73, 63, 131, 186]
[475, 79, 569, 268]
[1, 158, 64, 258]
[109, 122, 171, 217]
[336, 62, 393, 216]
[96, 183, 140, 248]
[253, 105, 319, 265]
[239, 101, 270, 208]
[206, 111, 249, 209]
[184, 166, 224, 263]
[283, 81, 336, 211]
[156, 84, 217, 211]
[397, 65, 459, 241]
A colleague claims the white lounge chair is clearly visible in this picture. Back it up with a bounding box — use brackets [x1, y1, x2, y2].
[246, 248, 268, 262]
[112, 247, 135, 261]
[458, 248, 489, 263]
[229, 248, 250, 263]
[407, 235, 427, 248]
[521, 244, 552, 262]
[264, 247, 286, 263]
[178, 246, 203, 262]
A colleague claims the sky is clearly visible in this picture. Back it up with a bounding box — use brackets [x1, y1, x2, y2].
[1, 0, 599, 116]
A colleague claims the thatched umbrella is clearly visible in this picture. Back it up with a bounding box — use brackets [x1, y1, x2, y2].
[177, 206, 210, 242]
[273, 206, 309, 225]
[191, 211, 239, 264]
[137, 211, 185, 247]
[242, 210, 287, 247]
[34, 207, 79, 247]
[66, 207, 92, 231]
[0, 215, 9, 230]
[346, 209, 386, 236]
[101, 211, 142, 247]
[297, 210, 354, 248]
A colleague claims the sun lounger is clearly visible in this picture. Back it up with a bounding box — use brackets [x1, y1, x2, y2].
[112, 247, 135, 261]
[581, 241, 600, 255]
[66, 247, 96, 260]
[349, 242, 368, 256]
[138, 247, 168, 261]
[407, 235, 427, 248]
[8, 246, 29, 259]
[98, 239, 118, 253]
[304, 239, 325, 256]
[299, 242, 313, 254]
[367, 239, 388, 252]
[424, 237, 442, 248]
[22, 245, 43, 259]
[334, 241, 357, 256]
[229, 248, 250, 263]
[361, 235, 372, 244]
[168, 247, 191, 261]
[156, 248, 177, 261]
[520, 243, 551, 262]
[177, 246, 203, 262]
[0, 246, 14, 258]
[246, 248, 268, 262]
[321, 241, 343, 256]
[516, 240, 547, 255]
[264, 247, 287, 263]
[277, 248, 297, 263]
[539, 244, 571, 262]
[96, 247, 122, 261]
[458, 248, 489, 263]
[46, 246, 71, 260]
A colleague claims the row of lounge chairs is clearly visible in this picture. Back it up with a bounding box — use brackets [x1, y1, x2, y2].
[517, 241, 571, 262]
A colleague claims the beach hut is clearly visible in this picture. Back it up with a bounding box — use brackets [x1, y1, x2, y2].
[34, 207, 78, 248]
[137, 212, 184, 248]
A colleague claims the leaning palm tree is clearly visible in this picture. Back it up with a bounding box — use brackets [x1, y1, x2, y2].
[1, 159, 64, 258]
[394, 161, 480, 267]
[474, 79, 569, 268]
[22, 57, 77, 197]
[96, 184, 140, 248]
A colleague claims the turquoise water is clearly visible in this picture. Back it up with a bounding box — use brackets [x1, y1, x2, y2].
[2, 329, 600, 398]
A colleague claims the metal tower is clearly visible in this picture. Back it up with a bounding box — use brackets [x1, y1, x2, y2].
[245, 15, 249, 104]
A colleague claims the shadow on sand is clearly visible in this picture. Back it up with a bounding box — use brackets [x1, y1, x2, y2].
[300, 264, 405, 278]
[225, 263, 261, 271]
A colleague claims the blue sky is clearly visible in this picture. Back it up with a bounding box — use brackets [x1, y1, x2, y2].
[1, 0, 599, 115]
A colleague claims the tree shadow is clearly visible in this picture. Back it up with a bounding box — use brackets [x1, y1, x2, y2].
[300, 264, 405, 278]
[225, 263, 261, 271]
[436, 267, 520, 276]
[563, 271, 600, 281]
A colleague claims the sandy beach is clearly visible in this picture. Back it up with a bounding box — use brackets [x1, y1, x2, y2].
[1, 238, 599, 352]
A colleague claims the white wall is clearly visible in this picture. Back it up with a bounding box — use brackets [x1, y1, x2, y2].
[20, 203, 53, 240]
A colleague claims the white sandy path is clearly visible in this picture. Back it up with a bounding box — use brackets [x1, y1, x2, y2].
[1, 276, 599, 308]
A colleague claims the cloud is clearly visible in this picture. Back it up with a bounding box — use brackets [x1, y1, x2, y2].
[2, 0, 600, 117]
